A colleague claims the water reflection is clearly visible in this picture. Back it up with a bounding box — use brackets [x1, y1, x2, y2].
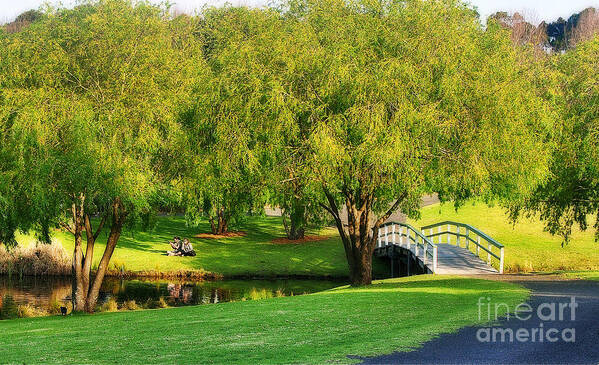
[0, 275, 342, 318]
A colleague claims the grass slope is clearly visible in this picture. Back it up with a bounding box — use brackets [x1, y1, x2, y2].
[0, 276, 528, 364]
[16, 216, 378, 278]
[408, 203, 599, 273]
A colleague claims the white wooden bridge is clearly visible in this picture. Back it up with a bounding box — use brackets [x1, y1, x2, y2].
[374, 221, 505, 276]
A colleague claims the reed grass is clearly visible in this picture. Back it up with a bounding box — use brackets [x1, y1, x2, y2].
[0, 242, 70, 276]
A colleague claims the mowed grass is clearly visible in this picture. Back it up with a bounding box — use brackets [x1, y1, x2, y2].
[408, 202, 599, 273]
[562, 271, 599, 281]
[16, 216, 374, 278]
[0, 276, 528, 364]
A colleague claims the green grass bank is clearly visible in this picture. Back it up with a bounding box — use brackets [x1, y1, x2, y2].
[0, 275, 528, 364]
[15, 216, 361, 279]
[562, 271, 599, 281]
[408, 202, 599, 273]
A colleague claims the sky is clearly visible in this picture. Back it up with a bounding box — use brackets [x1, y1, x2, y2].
[1, 0, 599, 24]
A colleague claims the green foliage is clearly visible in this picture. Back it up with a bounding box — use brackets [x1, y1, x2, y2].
[178, 6, 290, 232]
[512, 37, 599, 241]
[276, 0, 551, 214]
[0, 0, 199, 240]
[0, 276, 528, 364]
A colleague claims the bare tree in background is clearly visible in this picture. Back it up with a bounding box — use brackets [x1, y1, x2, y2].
[489, 10, 549, 55]
[570, 7, 599, 46]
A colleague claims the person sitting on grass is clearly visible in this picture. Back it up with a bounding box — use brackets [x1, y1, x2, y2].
[167, 236, 182, 256]
[181, 238, 196, 257]
[167, 237, 196, 257]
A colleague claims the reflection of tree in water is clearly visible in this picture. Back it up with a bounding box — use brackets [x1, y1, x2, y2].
[0, 295, 17, 319]
[0, 277, 340, 316]
[167, 285, 236, 305]
[0, 277, 71, 311]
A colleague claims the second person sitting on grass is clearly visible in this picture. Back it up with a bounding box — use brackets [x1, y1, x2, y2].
[167, 236, 196, 257]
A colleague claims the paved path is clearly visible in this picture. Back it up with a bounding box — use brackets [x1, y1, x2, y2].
[360, 279, 599, 364]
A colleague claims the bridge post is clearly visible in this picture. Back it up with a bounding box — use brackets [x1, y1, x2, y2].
[432, 245, 438, 273]
[499, 247, 504, 274]
[414, 230, 419, 257]
[384, 226, 388, 247]
[476, 236, 480, 256]
[456, 226, 460, 247]
[465, 227, 470, 250]
[392, 224, 395, 245]
[487, 243, 492, 265]
[447, 224, 450, 244]
[377, 228, 381, 248]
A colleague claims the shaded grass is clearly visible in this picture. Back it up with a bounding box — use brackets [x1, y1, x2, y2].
[16, 216, 383, 279]
[408, 202, 599, 273]
[0, 275, 528, 364]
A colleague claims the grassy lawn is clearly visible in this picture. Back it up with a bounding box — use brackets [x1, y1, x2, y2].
[0, 275, 528, 364]
[561, 271, 599, 281]
[408, 202, 599, 273]
[16, 216, 373, 278]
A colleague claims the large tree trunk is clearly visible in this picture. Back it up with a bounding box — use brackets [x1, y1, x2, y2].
[320, 188, 404, 286]
[71, 196, 86, 312]
[340, 197, 377, 286]
[347, 244, 374, 285]
[85, 198, 124, 312]
[209, 208, 229, 235]
[66, 196, 122, 313]
[72, 228, 85, 311]
[82, 213, 106, 299]
[282, 201, 306, 240]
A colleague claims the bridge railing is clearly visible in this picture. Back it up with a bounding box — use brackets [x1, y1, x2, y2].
[377, 222, 438, 273]
[421, 221, 504, 274]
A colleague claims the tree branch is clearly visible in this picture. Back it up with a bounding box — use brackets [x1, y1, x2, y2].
[374, 192, 408, 228]
[93, 213, 108, 241]
[60, 221, 75, 234]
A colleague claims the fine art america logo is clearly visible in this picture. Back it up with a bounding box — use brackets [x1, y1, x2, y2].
[476, 297, 577, 343]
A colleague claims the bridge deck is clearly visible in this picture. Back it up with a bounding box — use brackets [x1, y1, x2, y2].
[424, 244, 498, 275]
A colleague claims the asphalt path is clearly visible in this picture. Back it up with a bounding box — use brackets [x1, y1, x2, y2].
[360, 278, 599, 364]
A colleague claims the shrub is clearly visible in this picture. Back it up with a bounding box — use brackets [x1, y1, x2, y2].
[121, 300, 138, 311]
[47, 300, 62, 315]
[100, 298, 119, 312]
[17, 304, 48, 318]
[247, 288, 273, 301]
[145, 297, 168, 309]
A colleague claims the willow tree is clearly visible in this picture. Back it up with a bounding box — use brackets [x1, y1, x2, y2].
[179, 6, 283, 234]
[0, 0, 198, 311]
[275, 0, 551, 285]
[511, 37, 599, 242]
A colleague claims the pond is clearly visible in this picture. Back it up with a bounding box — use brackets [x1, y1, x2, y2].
[0, 276, 343, 319]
